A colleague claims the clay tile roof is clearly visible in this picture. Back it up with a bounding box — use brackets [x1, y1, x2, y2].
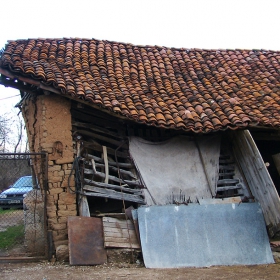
[1, 38, 280, 133]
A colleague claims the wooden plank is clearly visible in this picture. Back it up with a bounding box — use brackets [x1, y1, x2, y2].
[103, 217, 135, 228]
[84, 168, 141, 186]
[102, 217, 140, 249]
[85, 154, 133, 168]
[103, 216, 131, 223]
[103, 223, 135, 230]
[104, 237, 138, 244]
[217, 185, 242, 191]
[83, 181, 142, 194]
[231, 130, 280, 237]
[219, 165, 235, 171]
[103, 217, 135, 229]
[76, 129, 128, 148]
[86, 161, 137, 179]
[218, 172, 235, 177]
[217, 179, 239, 185]
[78, 195, 90, 217]
[84, 191, 145, 204]
[72, 109, 120, 127]
[72, 120, 122, 139]
[72, 104, 128, 127]
[104, 228, 136, 235]
[219, 159, 234, 164]
[83, 185, 143, 200]
[104, 241, 140, 249]
[83, 141, 129, 158]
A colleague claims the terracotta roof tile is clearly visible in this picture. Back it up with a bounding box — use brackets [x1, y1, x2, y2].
[1, 38, 280, 132]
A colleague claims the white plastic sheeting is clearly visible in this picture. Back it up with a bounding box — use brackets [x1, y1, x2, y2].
[129, 136, 220, 205]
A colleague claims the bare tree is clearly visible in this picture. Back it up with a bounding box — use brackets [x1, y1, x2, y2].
[0, 114, 11, 152]
[0, 112, 28, 153]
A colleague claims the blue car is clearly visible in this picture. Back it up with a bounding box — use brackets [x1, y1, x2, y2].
[0, 176, 34, 209]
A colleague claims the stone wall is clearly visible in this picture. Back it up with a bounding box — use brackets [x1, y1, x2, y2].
[22, 93, 77, 254]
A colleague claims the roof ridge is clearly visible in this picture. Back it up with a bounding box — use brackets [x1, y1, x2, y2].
[5, 37, 278, 53]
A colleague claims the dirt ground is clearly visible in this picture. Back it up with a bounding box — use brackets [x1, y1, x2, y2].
[0, 260, 280, 280]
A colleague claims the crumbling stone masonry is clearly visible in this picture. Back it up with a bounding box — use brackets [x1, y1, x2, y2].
[21, 93, 77, 252]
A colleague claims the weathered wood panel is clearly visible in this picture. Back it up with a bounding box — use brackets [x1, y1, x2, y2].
[83, 179, 142, 194]
[231, 130, 280, 236]
[84, 190, 145, 204]
[103, 217, 140, 249]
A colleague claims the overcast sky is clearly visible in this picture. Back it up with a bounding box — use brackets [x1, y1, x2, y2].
[1, 0, 280, 114]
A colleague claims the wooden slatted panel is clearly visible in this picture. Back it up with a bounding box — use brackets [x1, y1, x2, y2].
[103, 217, 140, 249]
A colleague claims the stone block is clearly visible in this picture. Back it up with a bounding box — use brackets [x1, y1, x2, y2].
[56, 157, 74, 165]
[43, 147, 53, 154]
[47, 218, 58, 228]
[64, 169, 72, 175]
[51, 222, 67, 231]
[61, 178, 69, 188]
[57, 210, 77, 217]
[66, 204, 76, 211]
[55, 245, 69, 262]
[47, 205, 57, 212]
[57, 229, 68, 236]
[40, 143, 54, 150]
[49, 165, 62, 172]
[47, 194, 55, 201]
[54, 240, 68, 248]
[49, 176, 63, 183]
[49, 188, 64, 195]
[59, 192, 76, 204]
[47, 210, 57, 218]
[56, 245, 69, 262]
[58, 204, 67, 210]
[58, 217, 68, 224]
[52, 233, 67, 242]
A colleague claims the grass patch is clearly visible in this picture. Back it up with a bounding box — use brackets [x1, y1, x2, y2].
[0, 224, 24, 249]
[0, 208, 16, 215]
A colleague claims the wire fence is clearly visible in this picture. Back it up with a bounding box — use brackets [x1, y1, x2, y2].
[0, 153, 47, 258]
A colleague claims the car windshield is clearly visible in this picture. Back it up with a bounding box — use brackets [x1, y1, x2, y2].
[13, 176, 33, 188]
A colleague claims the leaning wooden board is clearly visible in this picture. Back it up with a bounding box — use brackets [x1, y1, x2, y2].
[68, 216, 107, 265]
[102, 217, 140, 249]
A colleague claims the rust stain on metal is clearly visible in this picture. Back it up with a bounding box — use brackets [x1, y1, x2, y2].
[68, 216, 107, 265]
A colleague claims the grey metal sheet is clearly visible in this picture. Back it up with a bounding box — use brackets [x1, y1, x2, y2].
[137, 203, 274, 268]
